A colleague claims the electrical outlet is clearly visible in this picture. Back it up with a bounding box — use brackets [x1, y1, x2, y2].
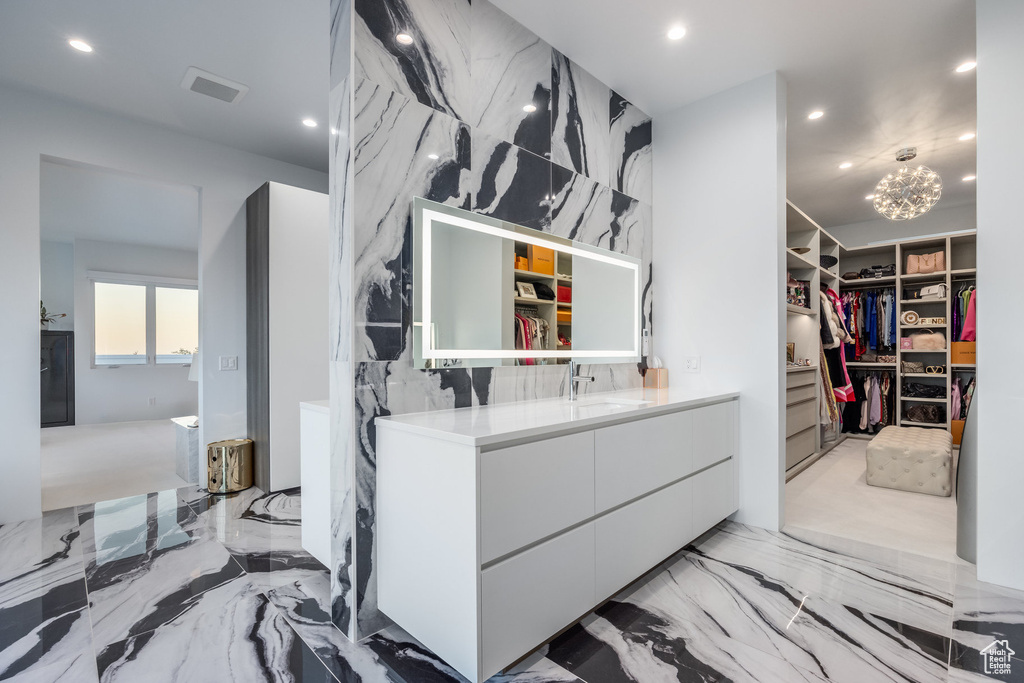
[148, 397, 157, 407]
[684, 356, 701, 373]
[219, 356, 238, 371]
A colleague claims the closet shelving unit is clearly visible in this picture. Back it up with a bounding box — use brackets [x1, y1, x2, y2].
[512, 245, 572, 365]
[784, 203, 978, 476]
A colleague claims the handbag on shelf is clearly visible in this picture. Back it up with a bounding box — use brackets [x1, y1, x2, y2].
[920, 284, 948, 300]
[903, 382, 946, 399]
[906, 251, 946, 275]
[842, 271, 861, 280]
[902, 360, 925, 373]
[877, 355, 897, 363]
[904, 404, 946, 424]
[859, 264, 896, 279]
[911, 330, 946, 350]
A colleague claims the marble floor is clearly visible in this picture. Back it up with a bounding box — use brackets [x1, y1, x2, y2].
[785, 437, 959, 562]
[1, 484, 1021, 682]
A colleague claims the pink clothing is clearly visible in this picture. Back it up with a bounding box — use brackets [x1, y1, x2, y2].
[961, 289, 977, 342]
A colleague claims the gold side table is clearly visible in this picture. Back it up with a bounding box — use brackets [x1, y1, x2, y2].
[207, 439, 254, 494]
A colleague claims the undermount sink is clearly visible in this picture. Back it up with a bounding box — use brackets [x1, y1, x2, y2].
[575, 397, 654, 409]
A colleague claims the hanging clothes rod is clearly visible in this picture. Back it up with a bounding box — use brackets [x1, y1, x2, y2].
[840, 282, 897, 290]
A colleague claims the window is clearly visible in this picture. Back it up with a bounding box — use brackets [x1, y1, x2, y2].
[91, 272, 198, 367]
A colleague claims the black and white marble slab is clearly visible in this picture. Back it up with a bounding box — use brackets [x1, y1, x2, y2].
[609, 91, 652, 204]
[471, 131, 552, 232]
[355, 0, 471, 123]
[550, 51, 611, 185]
[549, 162, 613, 242]
[950, 561, 1024, 681]
[352, 77, 471, 362]
[0, 507, 81, 577]
[471, 0, 551, 159]
[96, 578, 338, 683]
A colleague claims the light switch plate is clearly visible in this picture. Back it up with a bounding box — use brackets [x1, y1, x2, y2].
[219, 355, 238, 371]
[684, 356, 701, 373]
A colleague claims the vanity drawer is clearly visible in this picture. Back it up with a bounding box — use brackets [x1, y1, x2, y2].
[480, 431, 594, 564]
[692, 458, 736, 534]
[594, 410, 693, 512]
[595, 477, 693, 600]
[786, 399, 816, 437]
[787, 369, 816, 388]
[786, 383, 816, 405]
[786, 427, 816, 469]
[692, 401, 736, 470]
[481, 523, 595, 679]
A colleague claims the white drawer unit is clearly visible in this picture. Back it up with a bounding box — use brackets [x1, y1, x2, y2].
[594, 410, 693, 512]
[786, 399, 817, 438]
[786, 427, 816, 469]
[480, 431, 595, 563]
[375, 390, 739, 683]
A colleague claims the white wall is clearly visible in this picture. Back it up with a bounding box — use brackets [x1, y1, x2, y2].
[73, 239, 200, 424]
[654, 72, 787, 531]
[267, 183, 329, 490]
[975, 0, 1024, 591]
[0, 84, 326, 524]
[40, 240, 74, 331]
[828, 203, 976, 248]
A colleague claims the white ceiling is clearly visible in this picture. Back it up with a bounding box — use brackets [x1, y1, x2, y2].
[493, 0, 977, 230]
[41, 160, 200, 252]
[0, 0, 329, 173]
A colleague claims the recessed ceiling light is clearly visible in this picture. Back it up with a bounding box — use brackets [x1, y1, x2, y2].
[956, 61, 977, 73]
[68, 39, 93, 53]
[427, 153, 439, 160]
[962, 175, 976, 182]
[839, 162, 853, 169]
[667, 25, 687, 40]
[865, 194, 875, 200]
[522, 103, 537, 113]
[396, 33, 414, 45]
[959, 132, 976, 141]
[808, 110, 824, 120]
[302, 118, 318, 128]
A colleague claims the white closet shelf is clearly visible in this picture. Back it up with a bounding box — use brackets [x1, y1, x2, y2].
[900, 271, 948, 281]
[557, 302, 572, 308]
[846, 361, 896, 367]
[900, 420, 948, 428]
[904, 373, 947, 378]
[818, 266, 839, 279]
[840, 276, 896, 286]
[950, 268, 977, 276]
[951, 363, 977, 369]
[786, 304, 814, 316]
[901, 299, 946, 304]
[901, 324, 948, 329]
[900, 349, 948, 353]
[900, 396, 949, 403]
[513, 297, 555, 305]
[514, 269, 556, 282]
[786, 249, 818, 270]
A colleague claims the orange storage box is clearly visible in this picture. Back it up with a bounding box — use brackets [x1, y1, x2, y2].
[951, 420, 965, 446]
[528, 245, 555, 275]
[556, 309, 572, 323]
[951, 342, 976, 365]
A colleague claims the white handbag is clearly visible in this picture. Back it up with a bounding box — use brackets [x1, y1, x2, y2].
[920, 284, 948, 300]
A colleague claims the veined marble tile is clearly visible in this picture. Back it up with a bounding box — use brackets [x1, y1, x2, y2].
[550, 163, 613, 242]
[609, 91, 652, 204]
[2, 648, 99, 682]
[471, 131, 552, 232]
[330, 0, 354, 366]
[551, 51, 611, 185]
[0, 555, 92, 681]
[96, 579, 337, 683]
[563, 537, 952, 683]
[471, 0, 551, 159]
[354, 0, 470, 123]
[693, 523, 956, 638]
[330, 359, 356, 638]
[352, 78, 471, 362]
[950, 561, 1024, 680]
[0, 506, 80, 577]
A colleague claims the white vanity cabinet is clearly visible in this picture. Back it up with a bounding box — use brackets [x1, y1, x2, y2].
[376, 389, 738, 683]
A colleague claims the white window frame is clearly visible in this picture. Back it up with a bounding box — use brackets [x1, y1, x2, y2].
[88, 271, 199, 369]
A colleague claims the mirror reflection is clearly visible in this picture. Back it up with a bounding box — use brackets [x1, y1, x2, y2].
[413, 198, 641, 369]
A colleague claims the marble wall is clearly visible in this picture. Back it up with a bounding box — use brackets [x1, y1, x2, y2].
[329, 0, 654, 639]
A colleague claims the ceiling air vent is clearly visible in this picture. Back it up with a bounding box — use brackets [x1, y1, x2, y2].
[181, 66, 249, 104]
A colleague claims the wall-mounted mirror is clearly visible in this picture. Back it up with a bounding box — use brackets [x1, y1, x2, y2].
[412, 198, 641, 369]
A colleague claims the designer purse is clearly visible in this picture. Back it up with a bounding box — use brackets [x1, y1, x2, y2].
[920, 284, 948, 299]
[905, 404, 946, 424]
[906, 251, 946, 274]
[911, 330, 947, 350]
[903, 382, 946, 399]
[902, 360, 925, 373]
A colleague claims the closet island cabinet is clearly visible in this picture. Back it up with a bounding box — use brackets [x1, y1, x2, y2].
[376, 388, 739, 683]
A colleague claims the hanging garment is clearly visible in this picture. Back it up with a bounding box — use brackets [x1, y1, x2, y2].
[860, 377, 871, 430]
[879, 375, 892, 426]
[819, 296, 836, 347]
[819, 348, 840, 424]
[869, 377, 882, 425]
[961, 289, 977, 341]
[952, 378, 962, 420]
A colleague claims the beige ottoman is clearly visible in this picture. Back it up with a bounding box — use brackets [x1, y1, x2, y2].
[865, 426, 953, 497]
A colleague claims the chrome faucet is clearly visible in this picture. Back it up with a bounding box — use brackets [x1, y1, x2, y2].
[568, 359, 594, 401]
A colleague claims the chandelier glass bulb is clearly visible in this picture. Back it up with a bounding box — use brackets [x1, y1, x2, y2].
[872, 147, 942, 221]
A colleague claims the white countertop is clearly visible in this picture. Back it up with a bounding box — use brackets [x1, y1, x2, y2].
[170, 416, 198, 429]
[375, 387, 739, 447]
[300, 400, 330, 414]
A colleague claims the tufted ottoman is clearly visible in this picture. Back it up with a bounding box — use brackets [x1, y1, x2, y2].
[865, 426, 953, 497]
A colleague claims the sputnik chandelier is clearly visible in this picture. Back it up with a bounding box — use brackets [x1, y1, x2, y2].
[873, 147, 942, 221]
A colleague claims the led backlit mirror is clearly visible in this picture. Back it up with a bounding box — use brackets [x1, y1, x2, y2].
[412, 198, 641, 369]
